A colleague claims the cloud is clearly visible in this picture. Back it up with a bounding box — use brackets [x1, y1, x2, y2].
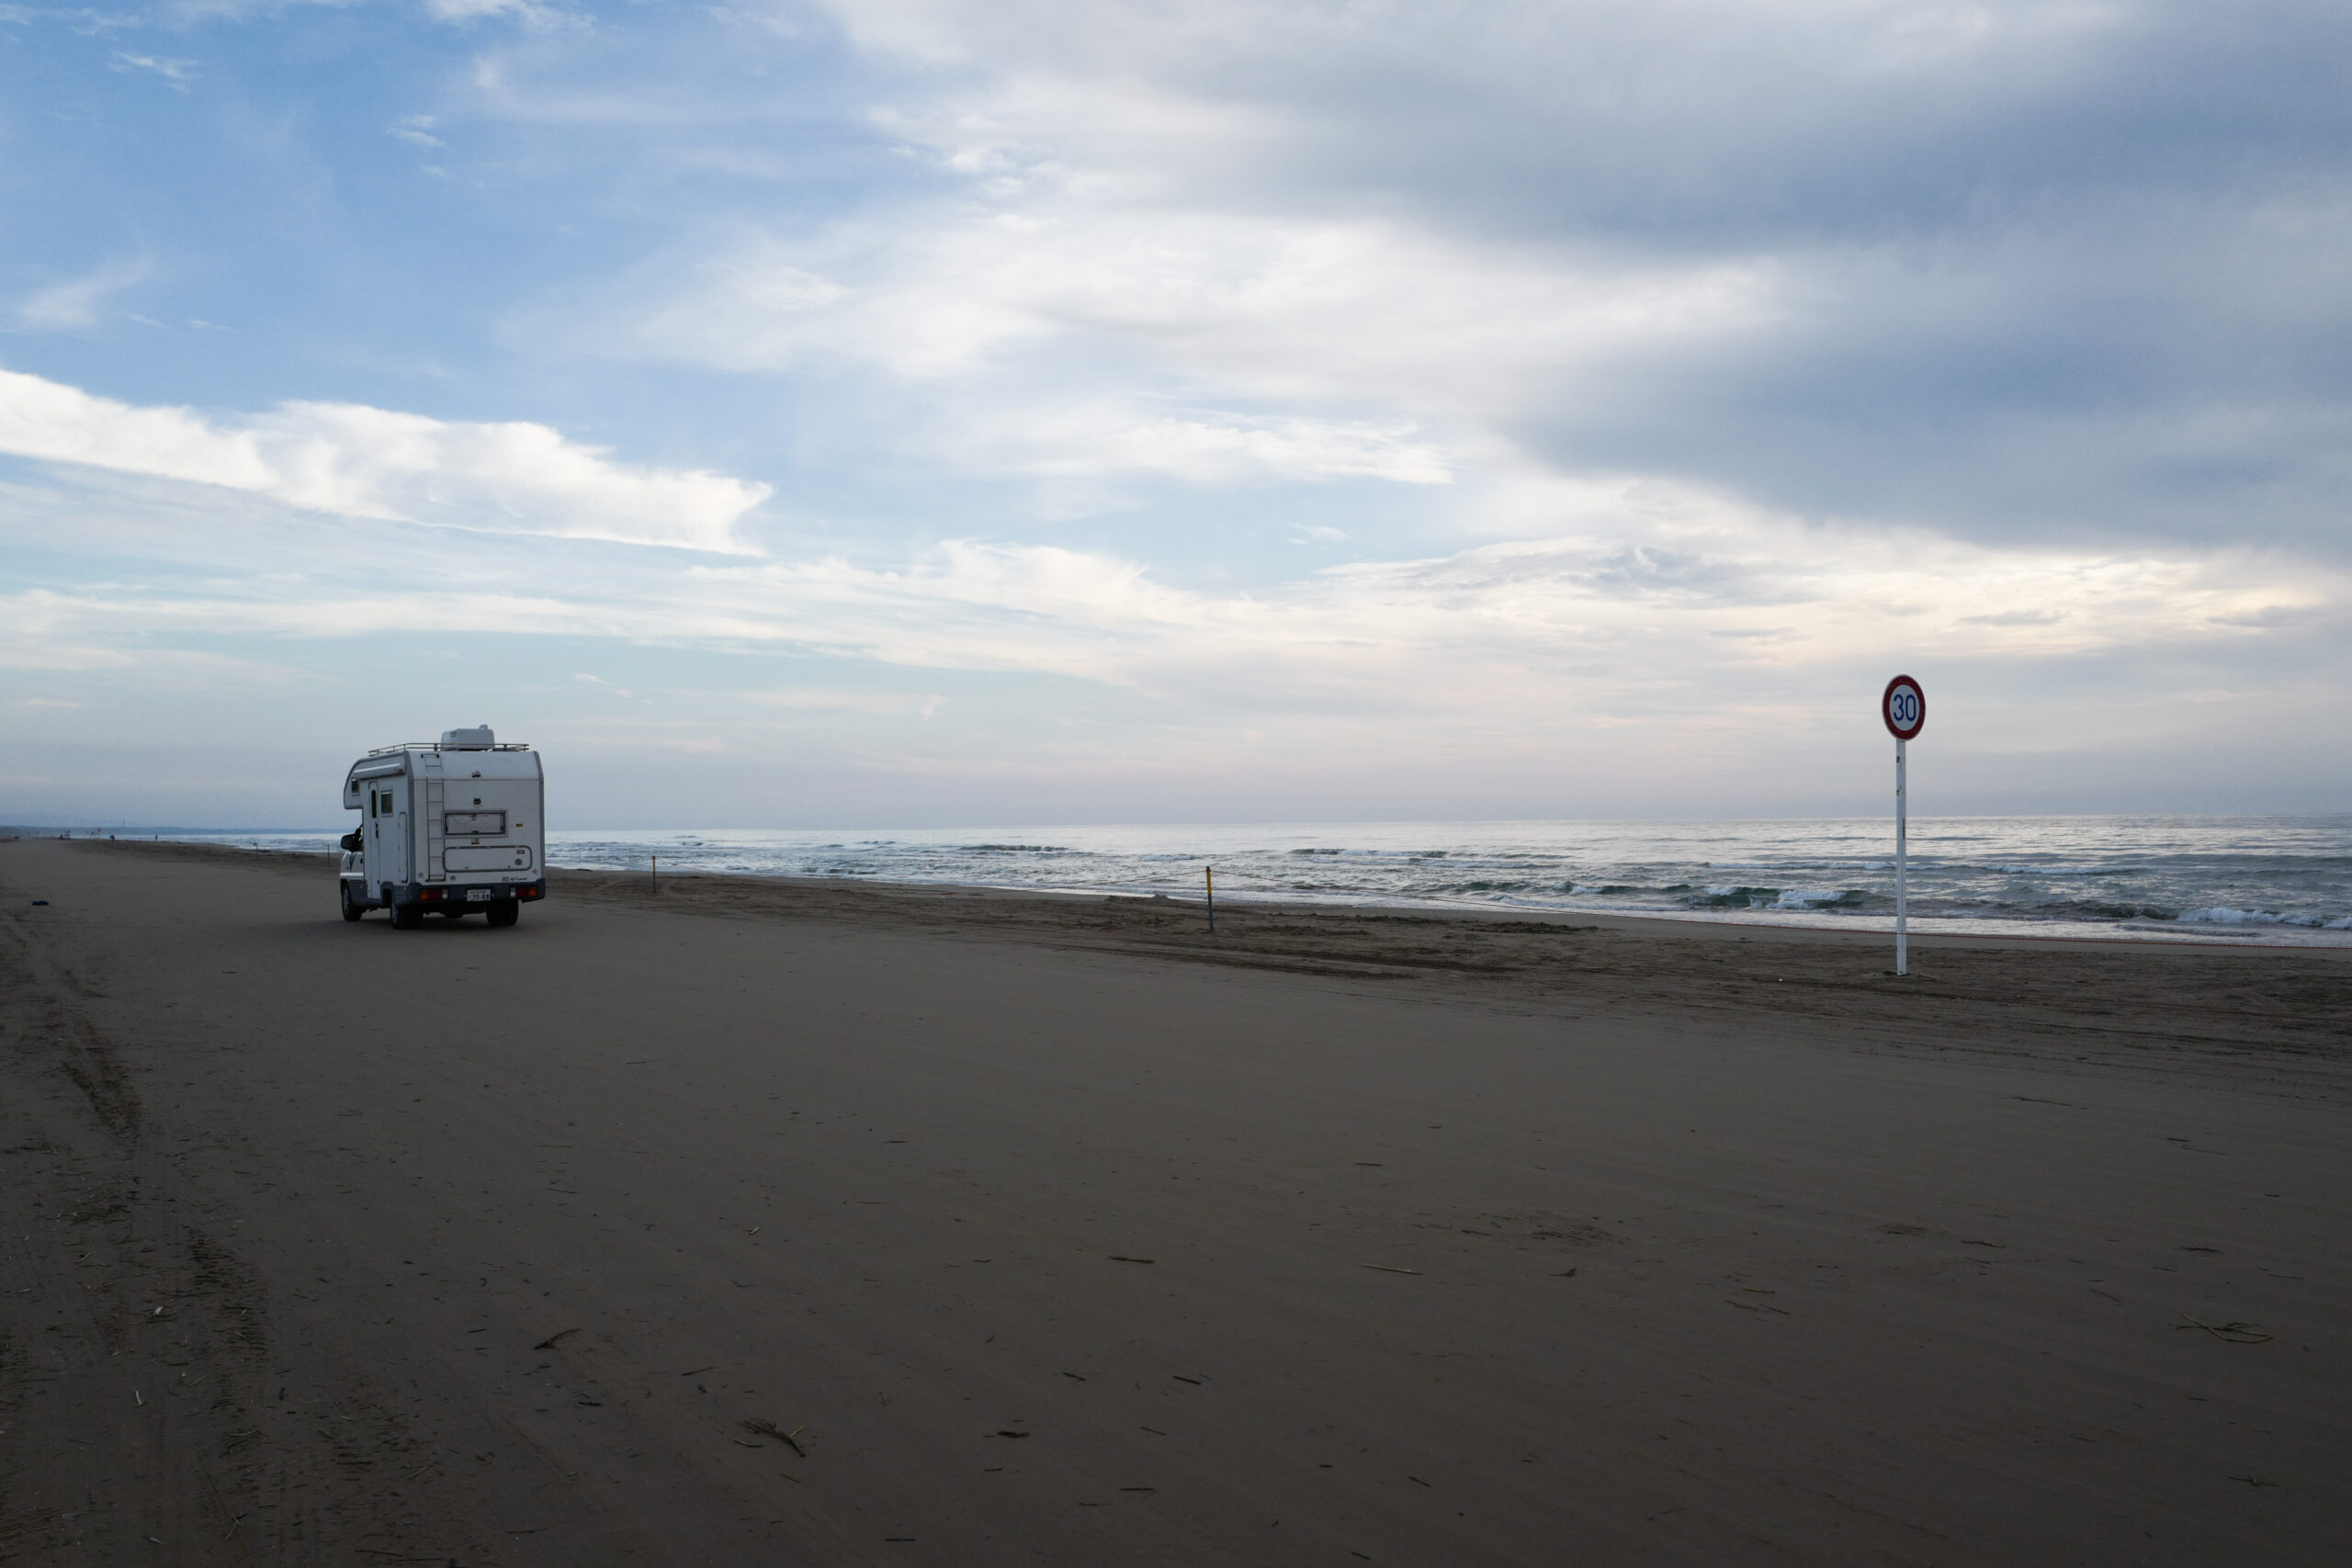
[8, 493, 2333, 714]
[8, 0, 2352, 818]
[388, 114, 447, 149]
[109, 51, 198, 88]
[815, 1, 2329, 241]
[0, 588, 144, 671]
[4, 448, 2342, 819]
[583, 205, 1761, 492]
[16, 257, 153, 332]
[1964, 608, 2065, 627]
[641, 208, 1765, 395]
[660, 490, 2339, 721]
[0, 367, 770, 552]
[424, 0, 568, 28]
[966, 405, 1450, 487]
[609, 0, 2352, 554]
[6, 438, 2331, 695]
[751, 687, 947, 716]
[149, 0, 364, 20]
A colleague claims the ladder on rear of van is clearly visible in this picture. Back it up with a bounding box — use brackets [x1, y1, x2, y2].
[422, 763, 447, 882]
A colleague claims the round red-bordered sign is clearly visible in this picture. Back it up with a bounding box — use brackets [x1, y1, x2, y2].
[1883, 674, 1925, 740]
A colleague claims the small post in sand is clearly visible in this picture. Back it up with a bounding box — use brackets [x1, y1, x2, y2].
[651, 853, 659, 897]
[1205, 865, 1216, 934]
[1881, 674, 1926, 976]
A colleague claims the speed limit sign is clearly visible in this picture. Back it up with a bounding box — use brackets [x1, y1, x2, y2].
[1882, 674, 1925, 741]
[1882, 673, 1924, 976]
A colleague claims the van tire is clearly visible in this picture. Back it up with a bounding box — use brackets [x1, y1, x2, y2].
[391, 903, 424, 931]
[340, 884, 364, 922]
[486, 902, 519, 928]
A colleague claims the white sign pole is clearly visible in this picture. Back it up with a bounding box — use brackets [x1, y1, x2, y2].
[1895, 737, 1907, 976]
[1881, 673, 1924, 978]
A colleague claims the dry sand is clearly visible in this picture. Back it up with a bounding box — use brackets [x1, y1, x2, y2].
[3, 836, 2347, 1564]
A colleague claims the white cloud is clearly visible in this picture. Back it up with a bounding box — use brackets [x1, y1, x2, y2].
[109, 51, 198, 88]
[750, 687, 947, 716]
[965, 404, 1450, 486]
[8, 505, 2331, 715]
[0, 367, 769, 552]
[424, 0, 571, 28]
[4, 452, 2340, 818]
[7, 447, 2330, 697]
[426, 0, 533, 20]
[595, 208, 1762, 490]
[389, 114, 447, 148]
[638, 210, 1768, 399]
[10, 0, 2352, 818]
[602, 0, 2348, 559]
[17, 258, 152, 330]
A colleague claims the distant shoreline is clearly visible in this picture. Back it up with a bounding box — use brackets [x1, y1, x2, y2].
[60, 833, 2352, 958]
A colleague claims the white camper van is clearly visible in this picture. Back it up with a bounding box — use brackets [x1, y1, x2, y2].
[338, 727, 547, 928]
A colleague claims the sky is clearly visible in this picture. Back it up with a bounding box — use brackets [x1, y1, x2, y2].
[3, 0, 2348, 829]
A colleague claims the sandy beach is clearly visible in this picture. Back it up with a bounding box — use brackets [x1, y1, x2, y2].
[3, 835, 2347, 1564]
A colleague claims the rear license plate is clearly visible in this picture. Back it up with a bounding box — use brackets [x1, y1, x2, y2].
[466, 888, 493, 901]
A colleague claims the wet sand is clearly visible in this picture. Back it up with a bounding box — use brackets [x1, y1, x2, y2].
[3, 836, 2348, 1564]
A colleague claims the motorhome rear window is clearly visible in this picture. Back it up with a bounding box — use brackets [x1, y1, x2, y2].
[446, 810, 506, 835]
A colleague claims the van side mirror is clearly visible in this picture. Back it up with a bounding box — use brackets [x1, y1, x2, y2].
[340, 832, 364, 853]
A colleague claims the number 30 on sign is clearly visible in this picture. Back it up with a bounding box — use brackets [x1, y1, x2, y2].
[1882, 675, 1925, 740]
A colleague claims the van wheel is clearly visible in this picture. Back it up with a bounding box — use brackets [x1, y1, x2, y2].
[340, 883, 364, 922]
[486, 902, 518, 928]
[391, 903, 423, 931]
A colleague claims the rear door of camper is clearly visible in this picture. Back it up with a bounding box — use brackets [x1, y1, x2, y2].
[368, 772, 410, 891]
[439, 751, 539, 882]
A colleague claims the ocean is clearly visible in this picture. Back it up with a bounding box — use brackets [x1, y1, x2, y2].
[126, 814, 2352, 946]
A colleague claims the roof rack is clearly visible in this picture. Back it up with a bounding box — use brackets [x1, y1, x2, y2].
[366, 742, 533, 756]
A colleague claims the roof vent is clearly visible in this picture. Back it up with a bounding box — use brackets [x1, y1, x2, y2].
[441, 725, 496, 750]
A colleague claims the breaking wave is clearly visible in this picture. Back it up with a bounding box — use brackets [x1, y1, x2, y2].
[150, 812, 2352, 942]
[2179, 906, 2352, 930]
